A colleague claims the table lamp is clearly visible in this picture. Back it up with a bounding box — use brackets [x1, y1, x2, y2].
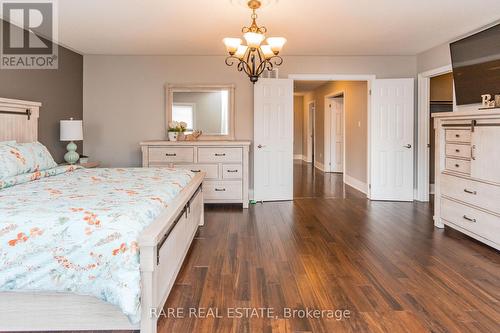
[60, 118, 83, 164]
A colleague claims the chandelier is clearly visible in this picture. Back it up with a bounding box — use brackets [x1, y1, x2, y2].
[223, 0, 286, 83]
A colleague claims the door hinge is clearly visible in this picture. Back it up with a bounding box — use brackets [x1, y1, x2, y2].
[369, 184, 372, 189]
[369, 89, 372, 95]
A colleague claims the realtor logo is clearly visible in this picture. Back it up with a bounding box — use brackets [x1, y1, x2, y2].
[1, 0, 58, 69]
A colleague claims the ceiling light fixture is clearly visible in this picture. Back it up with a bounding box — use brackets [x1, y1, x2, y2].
[223, 0, 286, 83]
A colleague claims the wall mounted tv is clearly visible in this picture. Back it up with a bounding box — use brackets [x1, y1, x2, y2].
[450, 23, 500, 105]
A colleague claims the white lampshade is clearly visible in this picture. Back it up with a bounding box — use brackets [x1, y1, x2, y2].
[244, 32, 265, 48]
[223, 38, 242, 55]
[266, 37, 287, 54]
[235, 45, 249, 59]
[260, 45, 274, 59]
[60, 118, 83, 141]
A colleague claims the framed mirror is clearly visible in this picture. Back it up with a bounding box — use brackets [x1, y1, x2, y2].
[166, 84, 235, 140]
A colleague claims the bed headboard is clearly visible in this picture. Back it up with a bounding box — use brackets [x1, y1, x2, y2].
[0, 97, 41, 143]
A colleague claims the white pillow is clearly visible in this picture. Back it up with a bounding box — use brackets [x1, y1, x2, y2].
[0, 141, 57, 180]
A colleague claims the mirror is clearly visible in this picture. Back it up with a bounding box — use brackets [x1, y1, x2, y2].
[166, 84, 235, 140]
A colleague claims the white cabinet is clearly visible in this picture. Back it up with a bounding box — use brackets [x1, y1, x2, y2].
[433, 110, 500, 250]
[141, 141, 250, 208]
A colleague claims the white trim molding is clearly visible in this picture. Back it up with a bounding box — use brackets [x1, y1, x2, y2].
[344, 174, 367, 194]
[416, 65, 453, 202]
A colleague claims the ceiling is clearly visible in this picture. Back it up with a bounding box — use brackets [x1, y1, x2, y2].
[294, 80, 329, 93]
[48, 0, 500, 55]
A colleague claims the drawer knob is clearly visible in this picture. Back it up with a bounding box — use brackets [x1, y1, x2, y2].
[455, 164, 460, 168]
[165, 153, 177, 157]
[227, 169, 238, 173]
[462, 215, 476, 223]
[191, 170, 201, 173]
[455, 134, 460, 138]
[215, 188, 226, 192]
[455, 149, 460, 153]
[215, 153, 226, 157]
[463, 189, 477, 195]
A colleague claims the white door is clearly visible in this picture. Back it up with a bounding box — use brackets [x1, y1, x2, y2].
[307, 103, 315, 163]
[370, 79, 414, 201]
[254, 78, 294, 201]
[329, 98, 344, 173]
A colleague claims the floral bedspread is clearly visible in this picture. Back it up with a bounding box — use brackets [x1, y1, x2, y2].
[0, 166, 194, 324]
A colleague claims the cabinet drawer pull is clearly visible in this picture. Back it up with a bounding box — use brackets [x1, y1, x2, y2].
[471, 144, 476, 160]
[227, 169, 239, 173]
[215, 188, 226, 192]
[191, 170, 201, 173]
[463, 189, 477, 195]
[455, 164, 460, 168]
[214, 153, 226, 157]
[455, 134, 460, 138]
[165, 153, 177, 157]
[462, 215, 476, 223]
[455, 149, 460, 153]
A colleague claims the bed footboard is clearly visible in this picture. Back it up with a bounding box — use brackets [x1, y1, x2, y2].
[138, 173, 205, 333]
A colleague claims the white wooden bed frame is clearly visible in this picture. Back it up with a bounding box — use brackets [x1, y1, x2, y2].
[0, 97, 205, 332]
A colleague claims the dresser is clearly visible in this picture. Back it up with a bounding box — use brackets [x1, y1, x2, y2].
[433, 109, 500, 250]
[141, 141, 251, 208]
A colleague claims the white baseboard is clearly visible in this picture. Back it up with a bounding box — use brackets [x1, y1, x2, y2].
[344, 174, 367, 194]
[315, 161, 325, 172]
[303, 155, 312, 163]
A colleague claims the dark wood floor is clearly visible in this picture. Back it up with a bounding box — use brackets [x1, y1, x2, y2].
[160, 161, 500, 333]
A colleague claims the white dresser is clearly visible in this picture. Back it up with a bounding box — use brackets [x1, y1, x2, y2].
[433, 109, 500, 250]
[141, 140, 251, 208]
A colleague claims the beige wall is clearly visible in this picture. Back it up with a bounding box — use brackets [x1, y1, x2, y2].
[300, 81, 368, 183]
[430, 73, 454, 102]
[83, 55, 417, 189]
[293, 95, 303, 156]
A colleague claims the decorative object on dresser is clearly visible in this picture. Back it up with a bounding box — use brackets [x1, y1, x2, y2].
[167, 121, 188, 141]
[141, 140, 250, 208]
[60, 118, 83, 164]
[433, 109, 500, 250]
[167, 84, 235, 140]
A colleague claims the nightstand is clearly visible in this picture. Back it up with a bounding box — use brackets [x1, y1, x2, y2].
[79, 161, 100, 168]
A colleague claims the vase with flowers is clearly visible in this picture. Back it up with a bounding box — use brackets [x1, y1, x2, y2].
[168, 121, 188, 141]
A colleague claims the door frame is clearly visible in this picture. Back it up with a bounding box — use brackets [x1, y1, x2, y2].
[306, 100, 316, 165]
[416, 65, 455, 202]
[289, 74, 375, 198]
[324, 91, 345, 178]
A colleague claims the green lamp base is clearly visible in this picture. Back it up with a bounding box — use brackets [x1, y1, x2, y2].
[64, 141, 80, 164]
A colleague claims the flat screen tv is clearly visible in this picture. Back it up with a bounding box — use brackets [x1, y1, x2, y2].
[450, 23, 500, 105]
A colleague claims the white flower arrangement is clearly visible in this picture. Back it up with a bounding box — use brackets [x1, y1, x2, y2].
[168, 121, 188, 132]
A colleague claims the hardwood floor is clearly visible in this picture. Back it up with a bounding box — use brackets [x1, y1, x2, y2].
[159, 161, 500, 333]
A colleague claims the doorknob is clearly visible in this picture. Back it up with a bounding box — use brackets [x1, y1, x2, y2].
[257, 144, 266, 149]
[403, 144, 412, 149]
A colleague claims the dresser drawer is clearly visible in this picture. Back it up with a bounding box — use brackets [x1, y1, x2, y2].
[445, 158, 470, 174]
[174, 164, 218, 179]
[445, 143, 471, 159]
[445, 129, 471, 143]
[198, 147, 242, 163]
[149, 147, 194, 164]
[441, 173, 500, 215]
[222, 164, 242, 179]
[203, 181, 242, 200]
[441, 197, 500, 245]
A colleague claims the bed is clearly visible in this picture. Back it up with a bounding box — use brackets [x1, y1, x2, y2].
[0, 97, 204, 332]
